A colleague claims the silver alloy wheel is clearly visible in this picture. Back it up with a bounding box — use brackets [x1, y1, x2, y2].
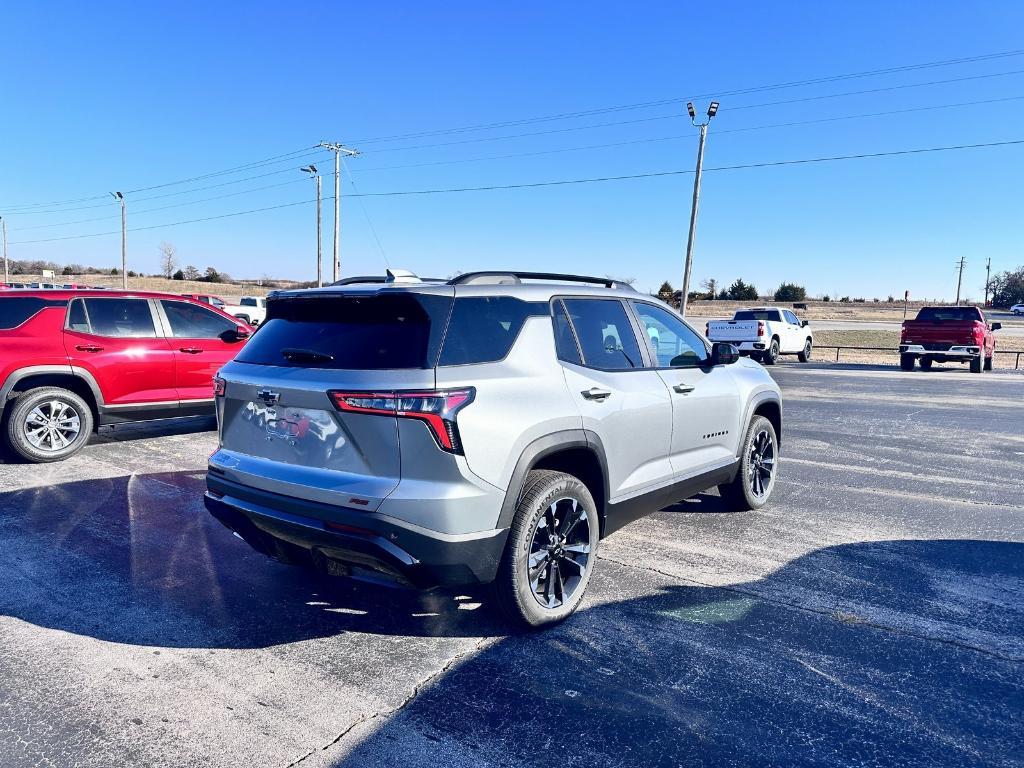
[748, 428, 776, 499]
[24, 399, 82, 452]
[528, 497, 592, 609]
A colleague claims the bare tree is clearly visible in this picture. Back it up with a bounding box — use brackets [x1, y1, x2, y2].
[158, 242, 178, 278]
[700, 278, 718, 300]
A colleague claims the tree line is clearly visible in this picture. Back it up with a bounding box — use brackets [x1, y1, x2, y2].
[4, 242, 231, 284]
[656, 279, 807, 305]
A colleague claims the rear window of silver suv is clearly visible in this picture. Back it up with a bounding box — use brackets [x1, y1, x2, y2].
[235, 293, 545, 370]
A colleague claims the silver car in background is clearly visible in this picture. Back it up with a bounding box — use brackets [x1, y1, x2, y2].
[205, 270, 783, 626]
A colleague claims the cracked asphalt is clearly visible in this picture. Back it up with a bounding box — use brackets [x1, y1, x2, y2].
[1, 362, 1022, 767]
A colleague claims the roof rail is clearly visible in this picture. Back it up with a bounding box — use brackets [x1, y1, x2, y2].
[448, 271, 636, 290]
[329, 271, 445, 287]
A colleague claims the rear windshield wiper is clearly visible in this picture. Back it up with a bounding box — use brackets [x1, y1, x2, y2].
[281, 347, 335, 363]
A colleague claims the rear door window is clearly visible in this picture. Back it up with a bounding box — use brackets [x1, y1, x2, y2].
[161, 300, 236, 338]
[0, 297, 67, 329]
[235, 292, 453, 369]
[82, 298, 157, 338]
[438, 296, 546, 366]
[562, 298, 642, 370]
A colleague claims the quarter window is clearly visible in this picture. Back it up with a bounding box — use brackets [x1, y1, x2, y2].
[632, 302, 709, 368]
[161, 300, 236, 338]
[81, 298, 156, 338]
[561, 299, 642, 370]
[438, 296, 545, 366]
[0, 297, 67, 329]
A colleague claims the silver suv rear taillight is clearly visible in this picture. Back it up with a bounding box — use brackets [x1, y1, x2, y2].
[328, 388, 475, 454]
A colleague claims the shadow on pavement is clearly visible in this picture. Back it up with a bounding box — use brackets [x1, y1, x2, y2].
[0, 416, 216, 464]
[343, 538, 1024, 767]
[0, 471, 502, 644]
[2, 471, 1022, 766]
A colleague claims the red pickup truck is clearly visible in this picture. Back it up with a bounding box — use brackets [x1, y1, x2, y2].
[0, 290, 251, 462]
[899, 306, 1000, 373]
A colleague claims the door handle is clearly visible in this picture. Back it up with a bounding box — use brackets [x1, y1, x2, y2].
[673, 383, 696, 394]
[75, 344, 104, 353]
[581, 387, 612, 401]
[179, 347, 203, 354]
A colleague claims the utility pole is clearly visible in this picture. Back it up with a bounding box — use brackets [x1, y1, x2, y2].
[955, 257, 965, 306]
[319, 142, 359, 281]
[302, 166, 323, 286]
[680, 100, 719, 317]
[984, 257, 992, 308]
[111, 192, 127, 289]
[1, 216, 8, 284]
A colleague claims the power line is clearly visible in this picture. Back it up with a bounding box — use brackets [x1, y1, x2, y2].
[347, 48, 1024, 145]
[5, 48, 1024, 214]
[350, 94, 1024, 174]
[9, 136, 1024, 246]
[0, 146, 322, 212]
[6, 153, 326, 216]
[359, 68, 1024, 156]
[341, 156, 390, 267]
[9, 178, 312, 232]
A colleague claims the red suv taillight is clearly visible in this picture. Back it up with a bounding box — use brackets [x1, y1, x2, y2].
[328, 388, 475, 454]
[214, 376, 226, 397]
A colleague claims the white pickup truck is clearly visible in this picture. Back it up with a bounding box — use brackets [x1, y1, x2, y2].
[706, 307, 813, 365]
[223, 296, 267, 326]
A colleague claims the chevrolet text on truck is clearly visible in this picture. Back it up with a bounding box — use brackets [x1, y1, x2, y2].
[899, 305, 1000, 373]
[706, 307, 813, 365]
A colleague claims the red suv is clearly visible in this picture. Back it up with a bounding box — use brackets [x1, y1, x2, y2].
[0, 290, 251, 462]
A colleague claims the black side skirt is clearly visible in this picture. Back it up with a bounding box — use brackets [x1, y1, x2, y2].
[603, 461, 739, 537]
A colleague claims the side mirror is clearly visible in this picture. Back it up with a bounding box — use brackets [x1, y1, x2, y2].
[801, 319, 810, 327]
[711, 342, 740, 366]
[233, 325, 251, 339]
[991, 322, 1001, 331]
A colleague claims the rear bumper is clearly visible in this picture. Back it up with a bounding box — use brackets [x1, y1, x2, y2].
[900, 344, 981, 359]
[205, 474, 508, 588]
[734, 341, 767, 354]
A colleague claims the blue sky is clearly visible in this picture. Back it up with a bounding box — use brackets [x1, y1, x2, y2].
[1, 1, 1022, 300]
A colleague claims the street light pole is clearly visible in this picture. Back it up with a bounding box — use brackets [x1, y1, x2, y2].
[302, 166, 323, 286]
[984, 257, 992, 308]
[955, 256, 966, 306]
[111, 192, 127, 289]
[319, 142, 359, 282]
[680, 100, 718, 317]
[1, 216, 8, 284]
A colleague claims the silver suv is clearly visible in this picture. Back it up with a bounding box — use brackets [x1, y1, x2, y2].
[205, 270, 782, 626]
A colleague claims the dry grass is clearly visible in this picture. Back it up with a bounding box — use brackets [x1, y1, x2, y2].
[10, 273, 300, 299]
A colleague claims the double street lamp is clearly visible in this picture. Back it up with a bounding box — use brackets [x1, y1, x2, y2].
[679, 100, 719, 317]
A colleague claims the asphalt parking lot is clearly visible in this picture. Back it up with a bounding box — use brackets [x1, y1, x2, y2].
[1, 363, 1022, 767]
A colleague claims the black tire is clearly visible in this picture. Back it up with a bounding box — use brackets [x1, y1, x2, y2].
[762, 338, 780, 366]
[970, 355, 983, 374]
[797, 338, 812, 363]
[489, 469, 599, 628]
[718, 415, 779, 511]
[4, 387, 94, 463]
[984, 355, 993, 371]
[900, 354, 916, 371]
[919, 356, 933, 371]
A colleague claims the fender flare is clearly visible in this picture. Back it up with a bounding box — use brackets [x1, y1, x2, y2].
[738, 389, 782, 454]
[0, 365, 105, 408]
[496, 429, 610, 528]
